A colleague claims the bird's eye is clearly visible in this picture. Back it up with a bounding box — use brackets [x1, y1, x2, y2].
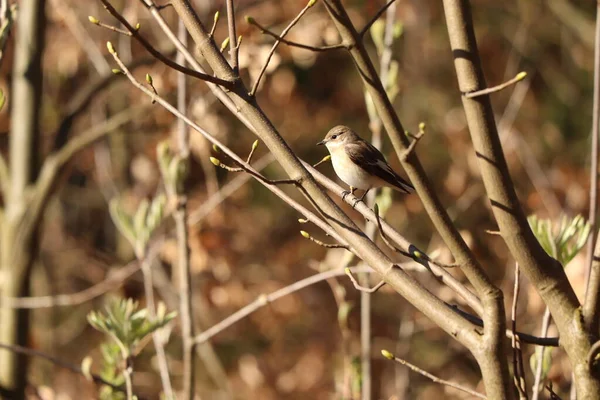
[331, 135, 338, 140]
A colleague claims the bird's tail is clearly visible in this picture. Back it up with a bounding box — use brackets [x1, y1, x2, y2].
[392, 177, 414, 194]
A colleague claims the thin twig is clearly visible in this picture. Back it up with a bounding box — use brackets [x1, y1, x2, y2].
[0, 153, 8, 196]
[225, 0, 239, 72]
[194, 266, 373, 345]
[464, 72, 527, 98]
[587, 340, 600, 370]
[312, 155, 331, 168]
[359, 0, 398, 38]
[0, 261, 140, 309]
[345, 266, 388, 293]
[511, 263, 529, 399]
[247, 18, 345, 52]
[188, 155, 274, 226]
[138, 256, 174, 399]
[99, 0, 235, 89]
[301, 230, 350, 249]
[0, 342, 124, 392]
[250, 0, 317, 96]
[381, 350, 487, 399]
[175, 17, 195, 398]
[399, 129, 424, 161]
[88, 16, 131, 36]
[209, 10, 219, 38]
[211, 157, 298, 186]
[532, 308, 552, 400]
[583, 1, 600, 335]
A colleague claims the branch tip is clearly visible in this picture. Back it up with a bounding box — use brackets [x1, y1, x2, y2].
[220, 37, 230, 52]
[209, 157, 221, 166]
[106, 41, 115, 54]
[300, 230, 310, 239]
[88, 16, 99, 25]
[381, 349, 394, 360]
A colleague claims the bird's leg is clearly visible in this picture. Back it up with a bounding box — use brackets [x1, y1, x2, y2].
[342, 186, 356, 201]
[353, 189, 370, 208]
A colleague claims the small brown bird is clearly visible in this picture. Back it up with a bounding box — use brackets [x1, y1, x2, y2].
[317, 125, 413, 201]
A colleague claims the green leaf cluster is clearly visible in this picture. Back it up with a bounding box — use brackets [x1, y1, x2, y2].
[528, 214, 591, 266]
[109, 194, 166, 256]
[88, 298, 177, 356]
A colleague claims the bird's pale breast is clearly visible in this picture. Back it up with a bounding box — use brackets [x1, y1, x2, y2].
[330, 147, 379, 190]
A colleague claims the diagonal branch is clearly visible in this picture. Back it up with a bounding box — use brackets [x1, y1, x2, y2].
[322, 0, 510, 395]
[0, 153, 7, 197]
[98, 0, 235, 90]
[109, 4, 485, 355]
[441, 0, 595, 396]
[247, 18, 345, 52]
[0, 342, 125, 392]
[0, 261, 140, 309]
[583, 1, 600, 335]
[23, 106, 149, 237]
[359, 0, 398, 38]
[194, 266, 373, 345]
[250, 0, 317, 96]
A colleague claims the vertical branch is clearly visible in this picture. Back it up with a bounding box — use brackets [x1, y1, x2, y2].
[176, 18, 196, 400]
[583, 1, 600, 335]
[361, 3, 398, 399]
[225, 0, 239, 73]
[440, 0, 596, 396]
[1, 0, 46, 397]
[139, 254, 174, 400]
[322, 0, 511, 396]
[531, 308, 552, 400]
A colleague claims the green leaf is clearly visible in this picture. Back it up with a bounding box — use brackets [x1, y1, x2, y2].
[0, 89, 6, 112]
[369, 19, 385, 54]
[529, 346, 553, 383]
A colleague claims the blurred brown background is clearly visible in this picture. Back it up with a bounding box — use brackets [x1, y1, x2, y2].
[0, 0, 597, 398]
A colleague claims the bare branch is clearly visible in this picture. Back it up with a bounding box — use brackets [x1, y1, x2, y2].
[210, 156, 298, 186]
[345, 266, 388, 293]
[0, 342, 125, 392]
[441, 0, 588, 394]
[247, 18, 345, 52]
[511, 263, 528, 399]
[98, 0, 235, 89]
[0, 261, 140, 309]
[188, 155, 274, 226]
[463, 72, 527, 98]
[250, 0, 317, 96]
[0, 152, 8, 197]
[359, 0, 398, 38]
[381, 349, 487, 399]
[301, 230, 350, 250]
[174, 20, 195, 399]
[194, 266, 373, 345]
[225, 0, 239, 72]
[583, 2, 600, 335]
[312, 155, 331, 168]
[87, 15, 131, 35]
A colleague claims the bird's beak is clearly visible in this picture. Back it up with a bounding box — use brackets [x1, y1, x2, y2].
[316, 140, 326, 146]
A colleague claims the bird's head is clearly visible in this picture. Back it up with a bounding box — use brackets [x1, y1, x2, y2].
[317, 125, 359, 150]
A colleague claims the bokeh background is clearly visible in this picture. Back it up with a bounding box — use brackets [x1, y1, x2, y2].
[0, 0, 597, 398]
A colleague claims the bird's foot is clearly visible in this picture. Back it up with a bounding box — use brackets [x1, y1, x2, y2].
[342, 187, 356, 202]
[351, 189, 370, 208]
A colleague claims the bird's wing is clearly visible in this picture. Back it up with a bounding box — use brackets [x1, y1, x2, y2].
[345, 141, 414, 193]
